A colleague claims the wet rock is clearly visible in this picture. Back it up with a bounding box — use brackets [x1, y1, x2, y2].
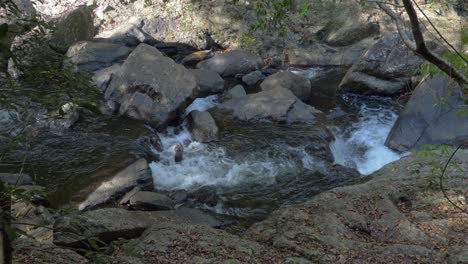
[136, 134, 164, 152]
[242, 70, 265, 86]
[79, 159, 152, 211]
[260, 71, 311, 101]
[64, 41, 132, 72]
[174, 142, 184, 163]
[197, 50, 264, 77]
[189, 69, 225, 96]
[126, 191, 175, 211]
[92, 63, 121, 92]
[223, 84, 247, 101]
[339, 33, 425, 95]
[188, 110, 219, 143]
[216, 87, 322, 124]
[170, 190, 189, 203]
[0, 173, 33, 185]
[386, 75, 468, 152]
[105, 43, 198, 127]
[53, 208, 150, 248]
[13, 238, 88, 264]
[181, 50, 214, 66]
[48, 102, 80, 131]
[49, 5, 95, 53]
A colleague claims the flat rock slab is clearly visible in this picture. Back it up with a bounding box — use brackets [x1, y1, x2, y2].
[127, 191, 175, 211]
[79, 159, 152, 211]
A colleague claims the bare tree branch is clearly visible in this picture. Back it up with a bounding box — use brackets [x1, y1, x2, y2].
[376, 0, 468, 85]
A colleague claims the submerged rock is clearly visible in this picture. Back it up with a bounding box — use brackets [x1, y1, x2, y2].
[216, 87, 322, 124]
[0, 173, 33, 185]
[79, 159, 152, 211]
[105, 43, 198, 127]
[386, 75, 468, 151]
[197, 50, 264, 77]
[260, 71, 311, 100]
[188, 110, 219, 143]
[173, 142, 184, 163]
[339, 33, 425, 95]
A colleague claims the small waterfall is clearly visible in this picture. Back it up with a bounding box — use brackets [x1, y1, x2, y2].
[330, 96, 405, 175]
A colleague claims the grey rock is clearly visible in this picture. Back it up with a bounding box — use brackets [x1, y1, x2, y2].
[49, 5, 95, 53]
[0, 109, 22, 136]
[223, 84, 246, 101]
[197, 50, 264, 77]
[127, 191, 175, 211]
[120, 186, 141, 205]
[53, 208, 150, 248]
[386, 75, 468, 152]
[105, 43, 198, 127]
[190, 69, 225, 96]
[92, 63, 121, 92]
[339, 33, 425, 95]
[242, 70, 265, 86]
[174, 142, 184, 163]
[217, 87, 322, 124]
[64, 41, 132, 72]
[79, 159, 152, 211]
[288, 39, 375, 67]
[260, 71, 311, 100]
[324, 18, 379, 47]
[95, 21, 156, 47]
[48, 102, 80, 131]
[0, 173, 33, 185]
[188, 110, 219, 143]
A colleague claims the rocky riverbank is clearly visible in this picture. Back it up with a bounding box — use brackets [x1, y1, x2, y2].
[1, 0, 467, 263]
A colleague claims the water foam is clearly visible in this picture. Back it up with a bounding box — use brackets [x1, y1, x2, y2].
[330, 99, 403, 175]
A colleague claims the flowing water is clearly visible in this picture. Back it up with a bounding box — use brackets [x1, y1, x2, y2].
[149, 92, 405, 219]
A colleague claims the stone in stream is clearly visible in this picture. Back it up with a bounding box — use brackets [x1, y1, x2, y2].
[127, 191, 175, 211]
[242, 70, 265, 86]
[216, 87, 323, 124]
[188, 110, 219, 143]
[189, 68, 225, 96]
[64, 41, 132, 72]
[386, 75, 468, 152]
[78, 159, 152, 211]
[223, 84, 247, 101]
[173, 143, 184, 163]
[196, 50, 264, 77]
[339, 32, 426, 95]
[105, 43, 199, 127]
[260, 71, 311, 101]
[92, 63, 121, 92]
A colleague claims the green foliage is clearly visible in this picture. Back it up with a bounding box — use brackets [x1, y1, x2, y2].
[412, 144, 454, 190]
[420, 51, 468, 80]
[239, 33, 257, 51]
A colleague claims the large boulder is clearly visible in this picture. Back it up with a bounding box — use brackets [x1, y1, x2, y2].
[95, 19, 156, 47]
[385, 75, 468, 152]
[216, 87, 322, 124]
[247, 151, 468, 263]
[78, 159, 152, 211]
[339, 33, 425, 95]
[189, 69, 225, 96]
[188, 110, 219, 143]
[13, 238, 88, 264]
[287, 39, 375, 67]
[197, 50, 264, 77]
[322, 17, 379, 47]
[64, 41, 132, 72]
[260, 71, 311, 100]
[223, 84, 247, 101]
[49, 5, 95, 53]
[105, 43, 198, 127]
[92, 63, 121, 92]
